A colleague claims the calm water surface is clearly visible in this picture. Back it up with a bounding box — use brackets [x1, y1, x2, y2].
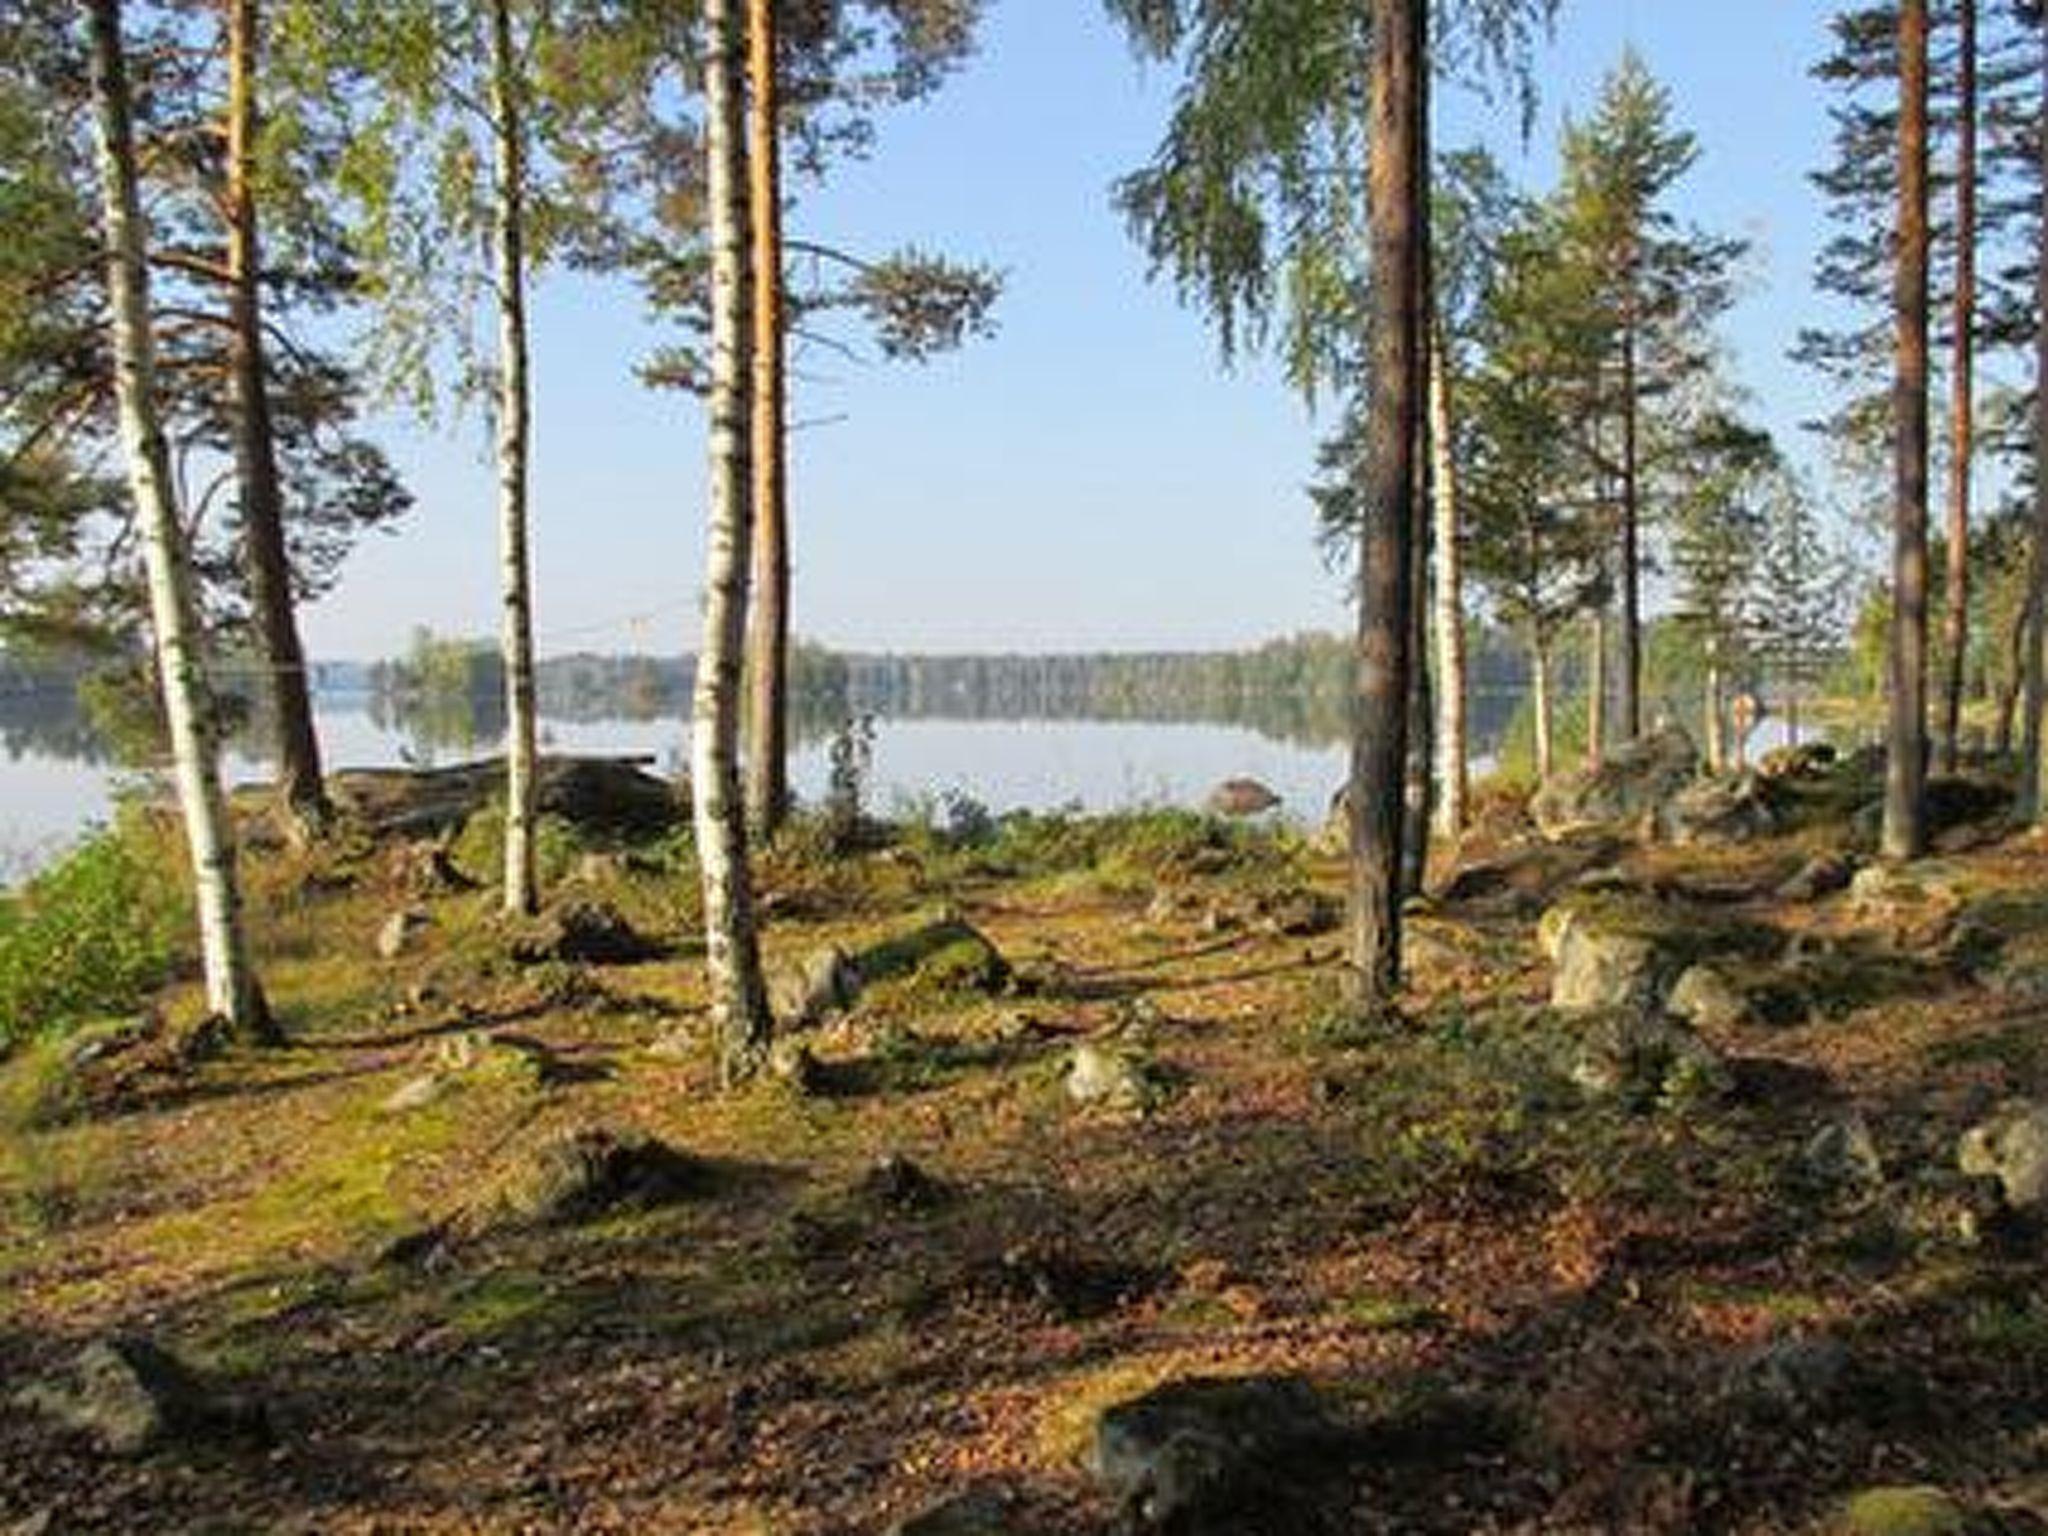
[0, 699, 1350, 877]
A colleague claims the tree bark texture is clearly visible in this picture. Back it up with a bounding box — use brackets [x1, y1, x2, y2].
[1940, 0, 1977, 774]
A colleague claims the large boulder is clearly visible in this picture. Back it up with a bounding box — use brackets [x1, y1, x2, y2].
[1432, 835, 1625, 915]
[1666, 963, 1754, 1031]
[1542, 901, 1684, 1014]
[1957, 1099, 2048, 1210]
[1848, 864, 1965, 950]
[1067, 1042, 1165, 1114]
[1207, 778, 1282, 818]
[482, 1126, 706, 1227]
[770, 945, 862, 1029]
[507, 899, 665, 965]
[1757, 741, 1838, 782]
[1088, 1375, 1349, 1535]
[855, 915, 1011, 996]
[1657, 771, 1780, 846]
[1834, 1486, 1970, 1536]
[15, 1337, 269, 1456]
[1568, 1009, 1732, 1108]
[1530, 726, 1698, 841]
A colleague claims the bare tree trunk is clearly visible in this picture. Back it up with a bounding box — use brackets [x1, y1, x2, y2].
[1704, 632, 1726, 774]
[696, 0, 774, 1080]
[1998, 585, 2032, 759]
[1586, 605, 1607, 768]
[225, 0, 327, 843]
[1941, 0, 1978, 775]
[1887, 0, 1932, 860]
[2023, 14, 2048, 821]
[489, 0, 538, 915]
[1619, 304, 1643, 742]
[743, 0, 791, 841]
[1403, 421, 1433, 899]
[1428, 321, 1467, 841]
[1531, 634, 1555, 782]
[1345, 0, 1423, 1011]
[88, 0, 274, 1043]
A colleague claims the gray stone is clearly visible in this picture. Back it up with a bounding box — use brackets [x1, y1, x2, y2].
[484, 1126, 705, 1227]
[1803, 1114, 1886, 1190]
[1089, 1375, 1346, 1534]
[376, 907, 429, 960]
[380, 1074, 449, 1114]
[15, 1337, 268, 1456]
[1659, 771, 1778, 846]
[508, 900, 664, 965]
[1256, 890, 1341, 938]
[1066, 1042, 1161, 1113]
[767, 1038, 824, 1095]
[1777, 852, 1855, 902]
[1958, 1099, 2048, 1210]
[1207, 778, 1282, 817]
[1548, 913, 1672, 1014]
[770, 945, 862, 1029]
[1530, 726, 1699, 840]
[1568, 1011, 1732, 1108]
[1728, 1333, 1850, 1419]
[1667, 964, 1754, 1031]
[1849, 864, 1965, 949]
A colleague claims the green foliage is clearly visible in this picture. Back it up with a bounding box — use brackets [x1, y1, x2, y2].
[0, 808, 192, 1053]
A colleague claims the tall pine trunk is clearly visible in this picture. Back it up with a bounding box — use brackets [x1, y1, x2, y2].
[2022, 13, 2048, 823]
[743, 0, 791, 840]
[1585, 605, 1607, 768]
[489, 0, 539, 915]
[1705, 632, 1726, 774]
[1940, 0, 1978, 774]
[225, 0, 327, 842]
[696, 0, 774, 1080]
[88, 0, 274, 1042]
[1427, 320, 1467, 841]
[1531, 634, 1555, 781]
[1345, 0, 1423, 1010]
[1886, 0, 1932, 860]
[1619, 302, 1642, 742]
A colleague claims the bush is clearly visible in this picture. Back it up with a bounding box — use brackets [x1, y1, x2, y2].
[0, 807, 192, 1054]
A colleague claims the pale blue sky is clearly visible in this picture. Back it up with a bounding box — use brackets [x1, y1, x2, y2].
[301, 0, 1847, 662]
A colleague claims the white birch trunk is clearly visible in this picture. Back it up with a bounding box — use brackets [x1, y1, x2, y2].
[1426, 329, 1466, 841]
[694, 0, 773, 1081]
[489, 0, 538, 916]
[87, 0, 272, 1040]
[1532, 637, 1555, 782]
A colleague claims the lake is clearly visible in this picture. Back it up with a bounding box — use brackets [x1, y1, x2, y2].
[0, 695, 1356, 878]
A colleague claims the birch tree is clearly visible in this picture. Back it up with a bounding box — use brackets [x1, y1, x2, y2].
[697, 0, 774, 1081]
[86, 0, 275, 1042]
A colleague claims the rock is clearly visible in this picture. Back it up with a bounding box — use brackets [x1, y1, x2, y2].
[1778, 851, 1855, 902]
[770, 945, 862, 1029]
[1849, 864, 1965, 949]
[888, 1486, 1016, 1536]
[767, 1038, 824, 1095]
[431, 1028, 557, 1082]
[1658, 771, 1779, 846]
[1803, 1114, 1886, 1190]
[14, 1336, 268, 1456]
[1433, 835, 1625, 914]
[484, 1126, 705, 1227]
[1066, 1042, 1162, 1113]
[1728, 1333, 1850, 1419]
[856, 916, 1011, 995]
[1256, 889, 1341, 938]
[389, 839, 477, 896]
[508, 899, 664, 965]
[381, 1074, 449, 1114]
[1207, 778, 1282, 817]
[1666, 964, 1754, 1031]
[331, 755, 682, 841]
[1568, 1010, 1732, 1108]
[1530, 726, 1699, 840]
[1758, 741, 1837, 781]
[1402, 923, 1466, 976]
[1925, 774, 2015, 840]
[1546, 907, 1675, 1014]
[1835, 1486, 1970, 1536]
[1958, 1099, 2048, 1210]
[860, 1153, 946, 1212]
[1988, 954, 2048, 1003]
[1088, 1375, 1348, 1534]
[376, 907, 430, 959]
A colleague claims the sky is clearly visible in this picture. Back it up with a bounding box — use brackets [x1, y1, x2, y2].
[298, 0, 1846, 663]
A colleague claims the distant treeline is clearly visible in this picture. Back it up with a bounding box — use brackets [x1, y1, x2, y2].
[365, 629, 1540, 751]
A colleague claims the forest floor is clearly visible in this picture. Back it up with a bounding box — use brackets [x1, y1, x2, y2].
[4, 771, 2048, 1534]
